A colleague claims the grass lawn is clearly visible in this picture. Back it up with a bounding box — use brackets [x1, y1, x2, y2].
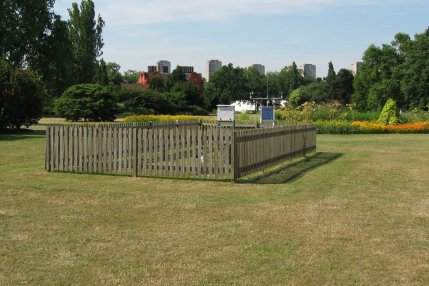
[1, 129, 429, 285]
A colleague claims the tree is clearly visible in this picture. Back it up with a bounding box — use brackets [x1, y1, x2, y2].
[67, 0, 105, 84]
[244, 66, 266, 98]
[204, 63, 248, 109]
[1, 1, 73, 114]
[55, 84, 116, 121]
[165, 66, 186, 91]
[0, 61, 44, 129]
[326, 62, 336, 82]
[95, 58, 108, 85]
[119, 89, 178, 115]
[0, 0, 55, 67]
[271, 62, 306, 100]
[326, 61, 336, 100]
[149, 76, 165, 91]
[106, 62, 123, 86]
[378, 98, 401, 125]
[94, 60, 122, 86]
[34, 15, 74, 112]
[302, 81, 329, 104]
[123, 70, 139, 83]
[171, 81, 203, 106]
[288, 87, 306, 107]
[401, 28, 429, 110]
[367, 79, 401, 111]
[266, 72, 282, 98]
[352, 43, 403, 111]
[288, 62, 304, 94]
[333, 69, 354, 105]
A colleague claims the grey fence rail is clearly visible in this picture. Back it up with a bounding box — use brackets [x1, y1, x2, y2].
[233, 125, 316, 178]
[45, 122, 316, 180]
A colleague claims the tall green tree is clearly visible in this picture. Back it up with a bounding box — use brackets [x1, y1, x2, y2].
[266, 72, 281, 98]
[244, 66, 266, 98]
[0, 61, 45, 129]
[33, 15, 74, 112]
[166, 66, 186, 91]
[123, 70, 139, 83]
[401, 28, 429, 110]
[106, 62, 123, 86]
[149, 76, 165, 91]
[268, 62, 306, 99]
[326, 61, 336, 100]
[204, 63, 248, 109]
[326, 61, 336, 83]
[94, 58, 108, 85]
[67, 0, 105, 84]
[334, 69, 354, 105]
[1, 1, 73, 113]
[0, 0, 55, 67]
[171, 81, 203, 106]
[288, 62, 304, 94]
[352, 43, 404, 111]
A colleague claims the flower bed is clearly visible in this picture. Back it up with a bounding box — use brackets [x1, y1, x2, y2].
[316, 120, 429, 134]
[123, 115, 211, 123]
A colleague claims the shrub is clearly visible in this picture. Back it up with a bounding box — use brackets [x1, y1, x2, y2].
[55, 84, 117, 121]
[275, 108, 302, 122]
[315, 120, 358, 134]
[0, 61, 44, 129]
[401, 109, 429, 123]
[378, 98, 401, 125]
[123, 114, 209, 123]
[288, 87, 306, 107]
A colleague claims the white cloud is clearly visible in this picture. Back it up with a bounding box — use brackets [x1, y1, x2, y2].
[55, 0, 416, 26]
[103, 0, 379, 25]
[54, 0, 427, 76]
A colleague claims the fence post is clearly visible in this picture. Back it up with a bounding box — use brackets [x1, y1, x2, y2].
[232, 129, 237, 181]
[133, 127, 138, 177]
[45, 126, 51, 171]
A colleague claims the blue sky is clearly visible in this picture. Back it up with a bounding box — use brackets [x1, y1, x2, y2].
[54, 0, 429, 78]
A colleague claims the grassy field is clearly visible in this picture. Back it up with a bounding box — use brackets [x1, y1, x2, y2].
[1, 129, 429, 285]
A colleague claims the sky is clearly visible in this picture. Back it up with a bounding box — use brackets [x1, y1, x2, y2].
[54, 0, 429, 78]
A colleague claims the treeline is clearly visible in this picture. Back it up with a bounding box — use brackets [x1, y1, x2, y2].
[205, 62, 354, 109]
[1, 0, 111, 128]
[56, 66, 208, 122]
[353, 29, 429, 111]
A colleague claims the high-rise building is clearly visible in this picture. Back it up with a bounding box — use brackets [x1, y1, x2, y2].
[206, 59, 222, 80]
[351, 62, 362, 76]
[148, 65, 157, 73]
[157, 60, 171, 74]
[178, 66, 194, 74]
[251, 64, 265, 75]
[299, 64, 316, 79]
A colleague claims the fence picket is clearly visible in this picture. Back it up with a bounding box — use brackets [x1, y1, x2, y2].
[148, 128, 153, 176]
[142, 128, 148, 176]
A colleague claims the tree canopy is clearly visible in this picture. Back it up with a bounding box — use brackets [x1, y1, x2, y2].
[68, 0, 105, 84]
[0, 61, 44, 129]
[352, 27, 429, 111]
[400, 28, 429, 110]
[0, 0, 55, 67]
[55, 84, 116, 121]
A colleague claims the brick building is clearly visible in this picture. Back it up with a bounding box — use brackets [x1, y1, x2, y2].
[126, 65, 205, 95]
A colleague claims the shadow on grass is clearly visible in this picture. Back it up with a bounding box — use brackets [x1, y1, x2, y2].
[237, 152, 343, 184]
[0, 129, 46, 141]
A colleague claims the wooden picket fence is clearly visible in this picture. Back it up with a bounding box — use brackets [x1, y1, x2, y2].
[233, 124, 316, 178]
[45, 122, 316, 180]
